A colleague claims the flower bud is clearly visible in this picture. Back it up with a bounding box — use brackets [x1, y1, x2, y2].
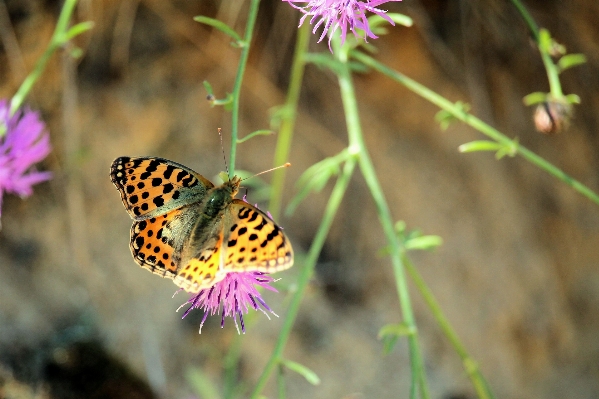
[534, 101, 571, 134]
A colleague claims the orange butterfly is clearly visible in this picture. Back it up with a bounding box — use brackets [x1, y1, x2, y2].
[110, 157, 293, 293]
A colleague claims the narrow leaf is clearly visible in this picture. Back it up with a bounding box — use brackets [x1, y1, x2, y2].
[281, 359, 321, 385]
[237, 130, 274, 144]
[565, 94, 581, 104]
[405, 235, 443, 251]
[558, 53, 587, 72]
[194, 16, 242, 42]
[522, 92, 548, 106]
[65, 21, 94, 40]
[458, 140, 503, 153]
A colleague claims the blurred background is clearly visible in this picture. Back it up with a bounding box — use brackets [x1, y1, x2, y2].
[1, 0, 599, 398]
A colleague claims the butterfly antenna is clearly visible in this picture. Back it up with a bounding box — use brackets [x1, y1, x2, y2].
[218, 128, 229, 176]
[241, 163, 291, 182]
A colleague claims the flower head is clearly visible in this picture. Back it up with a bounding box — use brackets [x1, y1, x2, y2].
[178, 271, 279, 334]
[285, 0, 400, 48]
[0, 100, 52, 218]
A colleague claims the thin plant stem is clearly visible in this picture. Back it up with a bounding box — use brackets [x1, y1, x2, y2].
[269, 22, 311, 220]
[508, 0, 563, 99]
[402, 253, 496, 399]
[249, 156, 358, 398]
[229, 0, 260, 177]
[0, 0, 79, 137]
[277, 364, 287, 399]
[223, 333, 243, 399]
[335, 44, 428, 399]
[508, 0, 540, 42]
[352, 51, 599, 206]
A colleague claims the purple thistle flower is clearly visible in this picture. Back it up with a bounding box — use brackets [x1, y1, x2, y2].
[178, 271, 279, 334]
[0, 100, 52, 219]
[284, 0, 400, 48]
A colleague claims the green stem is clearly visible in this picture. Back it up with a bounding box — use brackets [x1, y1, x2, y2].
[223, 333, 243, 399]
[277, 364, 287, 399]
[249, 156, 357, 398]
[403, 253, 496, 399]
[509, 0, 562, 98]
[352, 51, 599, 207]
[269, 22, 311, 220]
[336, 44, 428, 399]
[1, 0, 78, 137]
[508, 0, 540, 42]
[229, 0, 260, 177]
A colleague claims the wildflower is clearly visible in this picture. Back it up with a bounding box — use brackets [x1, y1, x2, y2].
[0, 100, 52, 219]
[178, 272, 279, 334]
[284, 0, 400, 47]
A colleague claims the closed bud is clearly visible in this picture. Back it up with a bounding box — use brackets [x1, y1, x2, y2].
[534, 101, 571, 134]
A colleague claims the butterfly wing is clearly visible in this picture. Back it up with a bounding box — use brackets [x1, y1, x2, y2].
[129, 207, 199, 279]
[173, 229, 226, 293]
[171, 200, 294, 293]
[223, 199, 293, 273]
[110, 156, 214, 220]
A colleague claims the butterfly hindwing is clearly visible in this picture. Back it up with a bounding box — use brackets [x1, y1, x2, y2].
[174, 231, 225, 292]
[223, 200, 293, 273]
[110, 156, 214, 220]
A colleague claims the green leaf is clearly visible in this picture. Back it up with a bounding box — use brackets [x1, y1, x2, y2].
[394, 220, 407, 236]
[379, 322, 414, 338]
[304, 52, 344, 74]
[281, 359, 321, 385]
[237, 129, 274, 144]
[435, 101, 470, 130]
[65, 21, 94, 40]
[378, 322, 415, 355]
[558, 53, 587, 72]
[194, 16, 242, 43]
[565, 94, 581, 104]
[458, 140, 503, 153]
[434, 109, 453, 130]
[69, 46, 84, 59]
[386, 13, 414, 27]
[405, 235, 443, 251]
[522, 92, 548, 106]
[217, 93, 234, 109]
[286, 149, 353, 215]
[203, 80, 214, 97]
[495, 137, 519, 159]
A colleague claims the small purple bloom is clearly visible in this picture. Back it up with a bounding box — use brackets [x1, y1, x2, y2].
[284, 0, 400, 47]
[0, 100, 52, 219]
[178, 271, 279, 334]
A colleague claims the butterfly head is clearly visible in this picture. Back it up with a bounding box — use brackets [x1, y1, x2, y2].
[226, 175, 242, 197]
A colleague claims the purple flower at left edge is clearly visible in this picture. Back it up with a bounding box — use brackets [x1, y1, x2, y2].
[177, 271, 279, 334]
[0, 100, 52, 218]
[284, 0, 401, 48]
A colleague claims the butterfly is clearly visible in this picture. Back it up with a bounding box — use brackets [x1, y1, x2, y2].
[110, 156, 294, 293]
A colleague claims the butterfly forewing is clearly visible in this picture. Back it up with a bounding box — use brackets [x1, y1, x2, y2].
[110, 156, 214, 220]
[129, 207, 201, 279]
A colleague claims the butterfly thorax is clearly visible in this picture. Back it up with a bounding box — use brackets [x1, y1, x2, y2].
[202, 177, 240, 218]
[181, 176, 241, 262]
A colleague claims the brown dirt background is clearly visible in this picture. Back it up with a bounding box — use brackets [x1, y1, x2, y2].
[1, 0, 599, 398]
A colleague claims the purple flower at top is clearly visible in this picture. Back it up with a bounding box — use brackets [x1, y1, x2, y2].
[284, 0, 401, 48]
[0, 100, 52, 219]
[178, 271, 279, 334]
